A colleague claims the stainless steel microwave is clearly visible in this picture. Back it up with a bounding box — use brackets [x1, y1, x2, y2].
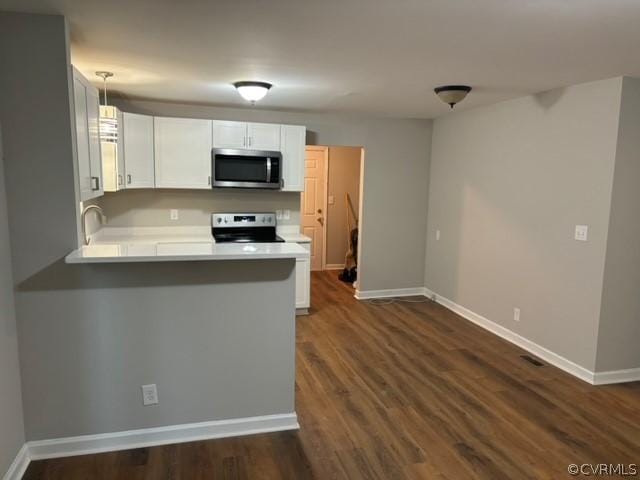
[211, 148, 282, 189]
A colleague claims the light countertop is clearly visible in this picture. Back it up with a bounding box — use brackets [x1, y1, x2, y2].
[276, 226, 312, 244]
[65, 226, 310, 264]
[66, 242, 308, 264]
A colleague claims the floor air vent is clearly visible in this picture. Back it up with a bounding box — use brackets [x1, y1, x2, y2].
[520, 355, 545, 367]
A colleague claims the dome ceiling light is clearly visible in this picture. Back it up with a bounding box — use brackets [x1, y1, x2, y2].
[233, 81, 273, 104]
[434, 85, 472, 109]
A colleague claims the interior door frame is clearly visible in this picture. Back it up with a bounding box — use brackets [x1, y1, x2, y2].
[354, 147, 365, 289]
[303, 146, 329, 271]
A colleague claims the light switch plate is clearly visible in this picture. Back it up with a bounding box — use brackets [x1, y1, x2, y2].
[170, 209, 179, 221]
[328, 195, 335, 205]
[575, 225, 588, 242]
[436, 230, 441, 241]
[283, 210, 291, 220]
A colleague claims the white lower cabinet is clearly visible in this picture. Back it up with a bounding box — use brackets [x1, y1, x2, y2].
[295, 242, 311, 314]
[154, 117, 212, 189]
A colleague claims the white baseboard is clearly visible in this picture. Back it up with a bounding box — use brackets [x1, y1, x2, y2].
[324, 263, 345, 270]
[592, 368, 640, 385]
[423, 287, 639, 386]
[355, 287, 427, 300]
[27, 412, 298, 461]
[424, 287, 595, 383]
[2, 444, 30, 480]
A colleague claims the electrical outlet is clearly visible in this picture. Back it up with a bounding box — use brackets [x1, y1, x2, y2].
[283, 209, 290, 220]
[170, 209, 179, 221]
[513, 307, 521, 322]
[141, 384, 158, 406]
[436, 229, 441, 241]
[276, 210, 283, 220]
[575, 225, 588, 241]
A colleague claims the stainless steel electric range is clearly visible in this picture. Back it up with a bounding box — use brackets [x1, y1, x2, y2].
[211, 213, 285, 243]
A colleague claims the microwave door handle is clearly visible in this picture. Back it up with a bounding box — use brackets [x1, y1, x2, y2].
[266, 157, 272, 183]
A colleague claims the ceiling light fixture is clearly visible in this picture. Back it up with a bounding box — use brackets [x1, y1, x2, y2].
[233, 81, 272, 104]
[434, 85, 472, 109]
[96, 71, 118, 143]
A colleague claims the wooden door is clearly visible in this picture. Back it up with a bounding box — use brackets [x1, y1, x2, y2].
[301, 147, 327, 271]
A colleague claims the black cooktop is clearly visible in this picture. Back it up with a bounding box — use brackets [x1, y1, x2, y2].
[212, 226, 285, 243]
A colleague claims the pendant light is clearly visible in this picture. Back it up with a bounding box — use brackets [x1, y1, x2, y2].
[233, 81, 272, 104]
[434, 85, 472, 109]
[96, 71, 117, 142]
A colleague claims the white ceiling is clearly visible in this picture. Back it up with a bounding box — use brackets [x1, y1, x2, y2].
[4, 0, 640, 118]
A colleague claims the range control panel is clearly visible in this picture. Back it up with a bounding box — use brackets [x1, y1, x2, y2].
[211, 213, 276, 228]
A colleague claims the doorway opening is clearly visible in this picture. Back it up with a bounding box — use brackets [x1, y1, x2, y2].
[301, 146, 364, 290]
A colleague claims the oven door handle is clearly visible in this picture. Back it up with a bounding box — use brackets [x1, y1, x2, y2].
[266, 157, 272, 183]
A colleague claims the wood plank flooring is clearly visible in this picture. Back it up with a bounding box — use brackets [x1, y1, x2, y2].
[24, 271, 640, 479]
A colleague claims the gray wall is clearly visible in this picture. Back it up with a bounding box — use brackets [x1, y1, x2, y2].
[425, 78, 623, 371]
[18, 260, 296, 439]
[114, 99, 433, 292]
[0, 13, 79, 286]
[596, 77, 640, 372]
[0, 127, 26, 475]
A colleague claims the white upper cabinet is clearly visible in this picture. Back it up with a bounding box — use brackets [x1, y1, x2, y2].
[280, 125, 306, 192]
[247, 123, 281, 151]
[154, 117, 212, 189]
[123, 112, 155, 188]
[100, 106, 125, 192]
[212, 121, 281, 151]
[72, 67, 103, 201]
[212, 120, 248, 149]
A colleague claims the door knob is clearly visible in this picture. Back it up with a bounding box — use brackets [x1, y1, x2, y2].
[317, 209, 322, 214]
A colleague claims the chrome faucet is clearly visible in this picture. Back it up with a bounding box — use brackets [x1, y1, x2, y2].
[81, 204, 107, 245]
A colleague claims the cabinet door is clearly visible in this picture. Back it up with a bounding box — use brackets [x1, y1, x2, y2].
[212, 120, 247, 149]
[123, 113, 155, 188]
[295, 255, 310, 309]
[116, 109, 126, 189]
[280, 125, 306, 192]
[73, 76, 92, 200]
[72, 68, 103, 201]
[85, 85, 103, 196]
[247, 123, 281, 151]
[154, 117, 212, 189]
[100, 106, 124, 192]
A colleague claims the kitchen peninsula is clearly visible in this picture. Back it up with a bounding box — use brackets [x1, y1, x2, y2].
[53, 67, 312, 447]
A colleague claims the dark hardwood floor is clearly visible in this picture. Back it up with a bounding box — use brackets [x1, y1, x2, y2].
[25, 271, 640, 479]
